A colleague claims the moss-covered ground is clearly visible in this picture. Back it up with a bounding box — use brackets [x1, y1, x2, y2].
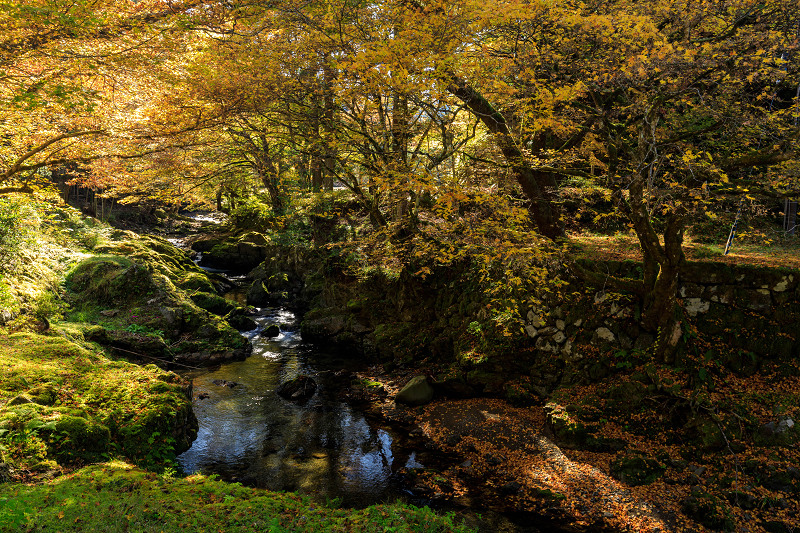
[0, 462, 473, 532]
[0, 195, 474, 532]
[0, 332, 195, 477]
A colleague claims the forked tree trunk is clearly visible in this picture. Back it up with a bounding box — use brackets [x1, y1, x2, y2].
[626, 173, 686, 363]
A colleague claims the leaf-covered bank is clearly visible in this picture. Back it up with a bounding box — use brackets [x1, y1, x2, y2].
[201, 193, 800, 533]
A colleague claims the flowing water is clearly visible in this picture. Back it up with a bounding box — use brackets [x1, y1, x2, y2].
[177, 307, 423, 507]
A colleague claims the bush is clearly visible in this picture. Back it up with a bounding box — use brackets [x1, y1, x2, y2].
[0, 198, 31, 273]
[229, 196, 279, 231]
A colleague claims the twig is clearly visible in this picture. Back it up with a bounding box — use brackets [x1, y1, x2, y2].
[110, 345, 201, 370]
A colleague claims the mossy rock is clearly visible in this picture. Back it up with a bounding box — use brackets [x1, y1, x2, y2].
[177, 272, 216, 294]
[610, 454, 666, 486]
[605, 380, 648, 414]
[189, 291, 236, 317]
[0, 333, 197, 474]
[65, 256, 148, 304]
[52, 416, 111, 460]
[545, 402, 589, 448]
[26, 384, 57, 406]
[228, 314, 257, 331]
[395, 376, 434, 406]
[682, 490, 735, 531]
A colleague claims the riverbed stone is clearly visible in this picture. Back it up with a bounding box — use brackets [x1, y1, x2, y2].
[277, 375, 317, 402]
[395, 375, 434, 406]
[261, 324, 281, 337]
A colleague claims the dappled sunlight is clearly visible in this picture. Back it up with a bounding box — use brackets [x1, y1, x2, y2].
[418, 399, 670, 532]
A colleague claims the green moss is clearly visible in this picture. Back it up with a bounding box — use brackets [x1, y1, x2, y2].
[0, 334, 195, 474]
[64, 256, 144, 304]
[189, 291, 235, 316]
[0, 462, 475, 532]
[176, 272, 216, 294]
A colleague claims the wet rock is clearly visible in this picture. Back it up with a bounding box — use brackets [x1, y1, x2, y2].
[100, 309, 120, 317]
[395, 375, 434, 406]
[260, 324, 281, 337]
[277, 375, 317, 402]
[211, 379, 239, 388]
[198, 392, 210, 400]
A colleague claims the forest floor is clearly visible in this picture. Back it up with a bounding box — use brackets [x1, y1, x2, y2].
[353, 354, 799, 533]
[571, 232, 800, 269]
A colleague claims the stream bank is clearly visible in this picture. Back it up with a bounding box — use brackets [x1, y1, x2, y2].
[0, 198, 476, 533]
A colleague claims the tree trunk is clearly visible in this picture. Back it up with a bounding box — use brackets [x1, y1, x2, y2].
[447, 76, 564, 240]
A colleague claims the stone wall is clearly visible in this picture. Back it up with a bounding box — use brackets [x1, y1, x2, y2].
[248, 247, 799, 395]
[524, 261, 800, 385]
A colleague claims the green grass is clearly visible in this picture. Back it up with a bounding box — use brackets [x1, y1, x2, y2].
[0, 462, 474, 532]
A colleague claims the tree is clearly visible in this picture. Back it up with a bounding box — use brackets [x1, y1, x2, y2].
[438, 0, 800, 359]
[0, 0, 203, 195]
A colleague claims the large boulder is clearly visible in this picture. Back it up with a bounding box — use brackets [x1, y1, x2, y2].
[395, 375, 434, 406]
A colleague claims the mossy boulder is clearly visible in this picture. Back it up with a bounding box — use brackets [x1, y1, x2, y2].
[0, 334, 197, 476]
[228, 314, 257, 331]
[610, 454, 666, 486]
[177, 272, 217, 294]
[189, 291, 236, 316]
[51, 416, 111, 461]
[395, 376, 434, 406]
[64, 243, 250, 367]
[261, 324, 281, 337]
[65, 256, 149, 305]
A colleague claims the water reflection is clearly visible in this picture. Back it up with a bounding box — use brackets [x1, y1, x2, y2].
[177, 308, 412, 506]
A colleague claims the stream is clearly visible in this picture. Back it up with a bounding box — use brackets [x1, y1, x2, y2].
[176, 305, 423, 507]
